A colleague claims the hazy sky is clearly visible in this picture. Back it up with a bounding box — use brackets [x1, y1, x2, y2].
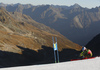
[0, 0, 100, 8]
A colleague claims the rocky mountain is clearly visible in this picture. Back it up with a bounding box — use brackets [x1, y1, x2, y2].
[86, 33, 100, 57]
[1, 3, 100, 45]
[0, 7, 81, 67]
[51, 3, 81, 9]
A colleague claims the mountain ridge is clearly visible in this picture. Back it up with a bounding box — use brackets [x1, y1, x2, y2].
[1, 3, 100, 45]
[86, 33, 100, 56]
[0, 7, 82, 67]
[0, 7, 81, 53]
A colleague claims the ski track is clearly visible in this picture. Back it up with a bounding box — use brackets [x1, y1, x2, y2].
[0, 57, 100, 70]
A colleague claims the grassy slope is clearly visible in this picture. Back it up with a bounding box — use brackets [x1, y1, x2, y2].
[0, 7, 81, 54]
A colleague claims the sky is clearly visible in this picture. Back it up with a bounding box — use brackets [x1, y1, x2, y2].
[0, 0, 100, 8]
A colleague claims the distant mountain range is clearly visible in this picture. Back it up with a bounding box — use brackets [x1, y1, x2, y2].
[0, 3, 99, 45]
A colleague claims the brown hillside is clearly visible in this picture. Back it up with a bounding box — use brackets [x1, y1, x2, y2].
[0, 7, 81, 54]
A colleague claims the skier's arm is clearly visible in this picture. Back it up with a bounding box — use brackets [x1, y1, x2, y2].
[80, 52, 84, 57]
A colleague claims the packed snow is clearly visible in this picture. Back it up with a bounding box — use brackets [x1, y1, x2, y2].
[0, 57, 100, 70]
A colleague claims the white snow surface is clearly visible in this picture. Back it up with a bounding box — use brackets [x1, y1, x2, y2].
[0, 57, 100, 70]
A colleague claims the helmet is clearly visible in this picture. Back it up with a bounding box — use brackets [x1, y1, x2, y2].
[82, 46, 86, 51]
[87, 50, 92, 54]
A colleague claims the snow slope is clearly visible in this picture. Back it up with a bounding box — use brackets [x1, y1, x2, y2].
[0, 57, 100, 70]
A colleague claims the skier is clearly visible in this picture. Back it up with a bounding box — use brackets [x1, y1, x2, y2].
[80, 46, 92, 58]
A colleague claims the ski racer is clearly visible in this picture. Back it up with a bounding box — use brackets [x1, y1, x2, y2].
[80, 47, 92, 58]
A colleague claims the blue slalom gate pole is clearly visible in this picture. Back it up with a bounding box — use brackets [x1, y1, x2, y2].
[52, 37, 57, 63]
[55, 37, 60, 63]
